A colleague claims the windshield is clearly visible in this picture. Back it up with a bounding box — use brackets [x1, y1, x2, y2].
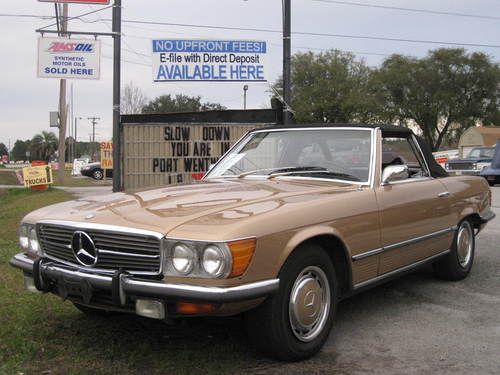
[467, 148, 494, 159]
[205, 128, 373, 183]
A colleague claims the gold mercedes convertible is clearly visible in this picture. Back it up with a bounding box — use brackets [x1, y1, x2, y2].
[10, 124, 495, 361]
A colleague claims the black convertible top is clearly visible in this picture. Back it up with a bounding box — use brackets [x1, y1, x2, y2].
[253, 123, 448, 178]
[256, 123, 412, 137]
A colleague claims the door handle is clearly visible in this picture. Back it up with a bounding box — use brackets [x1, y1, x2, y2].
[438, 192, 450, 198]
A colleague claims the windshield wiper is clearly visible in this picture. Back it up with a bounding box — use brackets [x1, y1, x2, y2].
[237, 166, 327, 178]
[268, 169, 361, 182]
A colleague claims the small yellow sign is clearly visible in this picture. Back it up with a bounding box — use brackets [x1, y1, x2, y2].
[100, 141, 113, 169]
[22, 165, 53, 187]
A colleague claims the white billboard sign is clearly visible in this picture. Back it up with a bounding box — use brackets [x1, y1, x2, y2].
[152, 39, 267, 82]
[38, 37, 101, 80]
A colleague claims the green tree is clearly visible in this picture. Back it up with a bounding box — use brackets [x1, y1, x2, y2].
[142, 94, 226, 114]
[30, 131, 58, 162]
[373, 48, 500, 151]
[273, 50, 381, 123]
[0, 142, 8, 157]
[11, 140, 31, 161]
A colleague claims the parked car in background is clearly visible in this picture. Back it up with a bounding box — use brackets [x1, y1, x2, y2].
[80, 162, 113, 180]
[432, 149, 459, 168]
[10, 124, 495, 361]
[480, 141, 500, 186]
[445, 146, 495, 175]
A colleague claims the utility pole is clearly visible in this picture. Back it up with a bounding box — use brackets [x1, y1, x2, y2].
[75, 116, 82, 159]
[57, 3, 68, 183]
[88, 117, 100, 160]
[283, 0, 292, 125]
[112, 0, 122, 192]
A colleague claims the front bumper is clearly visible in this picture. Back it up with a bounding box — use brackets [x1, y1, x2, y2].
[10, 253, 279, 310]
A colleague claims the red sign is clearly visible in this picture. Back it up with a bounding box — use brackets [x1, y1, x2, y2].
[38, 0, 110, 4]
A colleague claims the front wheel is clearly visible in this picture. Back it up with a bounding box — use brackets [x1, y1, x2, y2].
[245, 244, 338, 361]
[92, 169, 104, 180]
[433, 219, 475, 281]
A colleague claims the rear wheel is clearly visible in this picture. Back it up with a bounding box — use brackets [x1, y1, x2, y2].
[433, 219, 475, 281]
[245, 244, 338, 361]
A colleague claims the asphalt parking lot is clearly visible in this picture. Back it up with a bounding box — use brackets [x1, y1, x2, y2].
[255, 186, 500, 374]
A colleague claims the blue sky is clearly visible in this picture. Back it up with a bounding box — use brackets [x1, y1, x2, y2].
[0, 0, 499, 147]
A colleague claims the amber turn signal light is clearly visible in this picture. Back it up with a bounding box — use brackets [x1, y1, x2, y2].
[175, 301, 219, 315]
[228, 238, 256, 278]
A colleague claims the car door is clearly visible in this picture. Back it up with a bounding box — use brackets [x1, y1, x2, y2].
[375, 136, 454, 275]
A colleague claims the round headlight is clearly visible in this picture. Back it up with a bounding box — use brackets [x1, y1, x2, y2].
[19, 225, 29, 249]
[28, 226, 39, 253]
[172, 243, 195, 275]
[202, 245, 227, 277]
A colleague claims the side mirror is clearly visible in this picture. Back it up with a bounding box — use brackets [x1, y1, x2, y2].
[382, 165, 409, 184]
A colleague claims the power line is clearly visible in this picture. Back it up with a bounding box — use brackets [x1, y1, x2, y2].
[2, 13, 499, 49]
[312, 0, 500, 21]
[0, 13, 55, 19]
[97, 18, 500, 49]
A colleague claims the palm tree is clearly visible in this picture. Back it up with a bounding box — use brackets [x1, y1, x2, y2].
[30, 131, 58, 162]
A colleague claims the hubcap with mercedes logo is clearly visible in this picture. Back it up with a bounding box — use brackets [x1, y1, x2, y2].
[71, 231, 98, 267]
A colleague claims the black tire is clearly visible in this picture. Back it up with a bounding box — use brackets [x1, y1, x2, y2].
[245, 244, 338, 361]
[433, 219, 475, 281]
[73, 302, 115, 317]
[487, 180, 495, 187]
[92, 169, 104, 180]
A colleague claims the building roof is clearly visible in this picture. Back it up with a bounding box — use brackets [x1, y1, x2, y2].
[459, 126, 500, 148]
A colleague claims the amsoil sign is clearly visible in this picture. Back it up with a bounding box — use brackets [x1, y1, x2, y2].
[152, 39, 267, 82]
[38, 0, 110, 4]
[38, 37, 101, 80]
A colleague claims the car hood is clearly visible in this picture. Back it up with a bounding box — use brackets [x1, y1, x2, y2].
[25, 178, 359, 237]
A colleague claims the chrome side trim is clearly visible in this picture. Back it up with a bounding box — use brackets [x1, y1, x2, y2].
[384, 227, 456, 251]
[353, 249, 450, 290]
[352, 226, 456, 261]
[37, 220, 165, 239]
[352, 247, 384, 261]
[9, 253, 280, 304]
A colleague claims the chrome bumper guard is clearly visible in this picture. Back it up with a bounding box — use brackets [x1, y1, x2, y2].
[9, 253, 279, 306]
[479, 210, 496, 224]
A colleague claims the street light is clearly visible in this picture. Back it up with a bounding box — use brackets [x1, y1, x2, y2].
[243, 85, 249, 110]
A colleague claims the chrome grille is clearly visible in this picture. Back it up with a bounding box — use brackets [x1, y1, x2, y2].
[447, 162, 473, 170]
[38, 224, 162, 274]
